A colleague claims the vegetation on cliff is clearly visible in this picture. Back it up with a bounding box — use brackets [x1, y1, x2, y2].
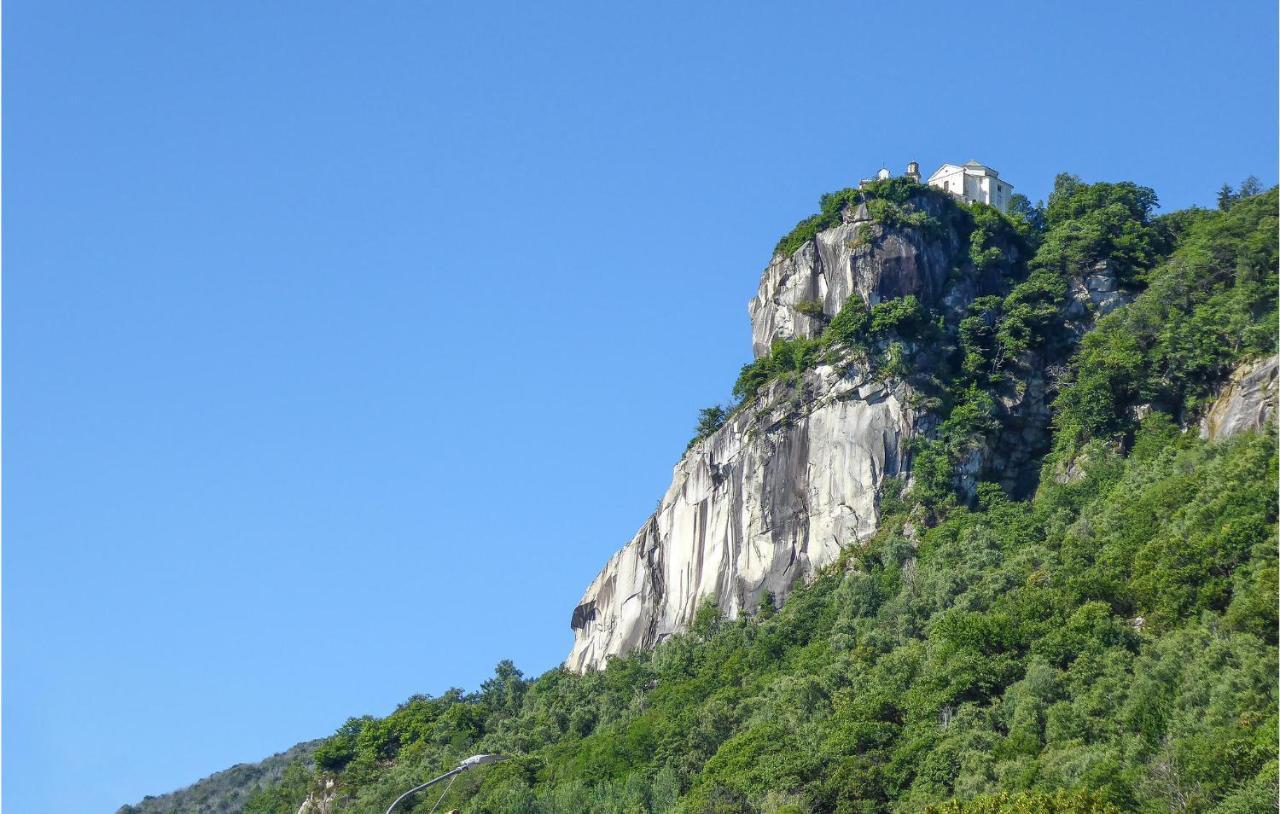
[1050, 187, 1278, 462]
[238, 177, 1276, 814]
[722, 178, 1032, 432]
[771, 179, 962, 259]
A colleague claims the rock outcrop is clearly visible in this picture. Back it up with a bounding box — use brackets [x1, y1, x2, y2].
[747, 198, 966, 358]
[1199, 355, 1278, 441]
[567, 193, 1030, 672]
[567, 201, 977, 672]
[295, 779, 338, 814]
[566, 358, 920, 672]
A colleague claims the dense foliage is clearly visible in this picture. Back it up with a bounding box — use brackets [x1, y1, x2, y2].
[906, 174, 1171, 508]
[116, 741, 321, 814]
[247, 433, 1276, 814]
[240, 177, 1276, 814]
[1050, 188, 1278, 463]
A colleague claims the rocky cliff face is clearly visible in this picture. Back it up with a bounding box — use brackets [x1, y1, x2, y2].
[566, 358, 920, 672]
[567, 200, 992, 672]
[1200, 355, 1278, 441]
[747, 198, 967, 358]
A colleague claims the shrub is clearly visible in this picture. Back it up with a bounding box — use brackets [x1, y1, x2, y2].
[793, 299, 825, 318]
[773, 188, 862, 257]
[824, 295, 870, 348]
[688, 406, 729, 449]
[731, 337, 822, 402]
[732, 357, 772, 403]
[870, 295, 927, 337]
[867, 197, 942, 236]
[312, 717, 370, 772]
[772, 179, 952, 258]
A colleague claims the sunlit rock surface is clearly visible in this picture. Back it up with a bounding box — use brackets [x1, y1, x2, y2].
[747, 199, 962, 359]
[1200, 355, 1278, 441]
[566, 199, 1029, 672]
[565, 359, 920, 672]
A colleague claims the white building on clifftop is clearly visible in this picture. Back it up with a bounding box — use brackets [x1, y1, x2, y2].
[927, 160, 1013, 211]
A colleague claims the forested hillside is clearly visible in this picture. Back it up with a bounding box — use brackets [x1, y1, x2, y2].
[152, 176, 1277, 814]
[118, 742, 321, 814]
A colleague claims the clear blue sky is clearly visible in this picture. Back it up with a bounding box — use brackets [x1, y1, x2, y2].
[4, 1, 1276, 811]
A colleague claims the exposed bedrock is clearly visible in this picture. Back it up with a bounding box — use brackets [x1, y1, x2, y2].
[566, 361, 920, 672]
[1200, 354, 1278, 441]
[747, 198, 968, 358]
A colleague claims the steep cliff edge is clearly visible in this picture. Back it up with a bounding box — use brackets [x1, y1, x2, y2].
[747, 195, 967, 357]
[566, 359, 920, 672]
[567, 186, 1024, 672]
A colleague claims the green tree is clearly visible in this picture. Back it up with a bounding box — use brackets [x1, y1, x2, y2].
[689, 406, 729, 448]
[1217, 183, 1235, 210]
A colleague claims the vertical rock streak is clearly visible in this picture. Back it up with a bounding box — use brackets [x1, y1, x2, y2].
[565, 206, 961, 672]
[565, 362, 918, 672]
